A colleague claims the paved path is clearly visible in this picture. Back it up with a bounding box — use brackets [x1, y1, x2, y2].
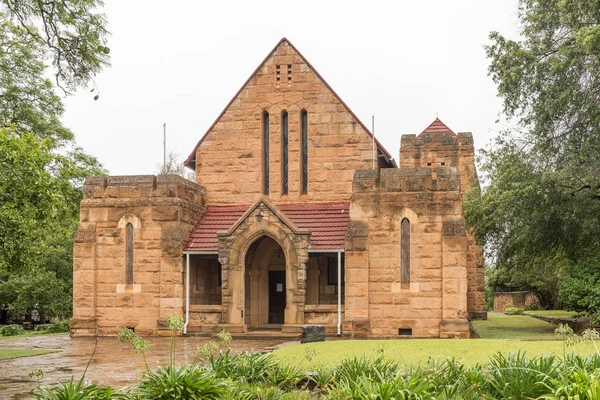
[0, 334, 291, 399]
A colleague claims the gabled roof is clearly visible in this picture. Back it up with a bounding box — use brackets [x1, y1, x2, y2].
[222, 196, 307, 237]
[183, 202, 350, 252]
[417, 118, 457, 138]
[184, 37, 395, 169]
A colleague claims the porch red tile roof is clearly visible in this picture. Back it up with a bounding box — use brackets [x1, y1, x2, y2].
[184, 202, 350, 252]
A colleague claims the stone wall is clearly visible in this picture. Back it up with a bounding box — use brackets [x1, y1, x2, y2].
[400, 132, 486, 320]
[193, 40, 391, 205]
[71, 175, 204, 336]
[494, 291, 538, 312]
[344, 167, 472, 338]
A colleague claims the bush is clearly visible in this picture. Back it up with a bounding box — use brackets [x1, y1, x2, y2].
[0, 324, 25, 336]
[34, 320, 70, 333]
[138, 365, 228, 399]
[558, 255, 600, 314]
[32, 377, 129, 400]
[505, 307, 524, 315]
[525, 300, 541, 311]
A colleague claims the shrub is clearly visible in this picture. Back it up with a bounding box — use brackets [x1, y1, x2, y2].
[335, 354, 399, 384]
[505, 307, 524, 315]
[525, 300, 541, 311]
[265, 363, 305, 391]
[138, 365, 227, 399]
[482, 351, 558, 399]
[0, 324, 25, 336]
[34, 319, 69, 333]
[558, 255, 600, 314]
[32, 376, 129, 400]
[210, 350, 275, 384]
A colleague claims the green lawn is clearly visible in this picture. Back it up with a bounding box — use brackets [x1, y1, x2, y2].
[524, 310, 578, 319]
[0, 332, 68, 339]
[472, 313, 559, 340]
[272, 339, 596, 369]
[0, 348, 58, 360]
[272, 312, 595, 368]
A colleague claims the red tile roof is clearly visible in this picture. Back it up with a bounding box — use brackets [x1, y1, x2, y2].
[418, 118, 457, 137]
[184, 202, 350, 252]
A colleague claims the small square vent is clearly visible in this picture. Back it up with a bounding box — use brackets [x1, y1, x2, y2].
[398, 328, 412, 336]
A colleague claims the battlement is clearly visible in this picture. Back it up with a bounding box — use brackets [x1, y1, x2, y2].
[353, 167, 461, 193]
[400, 132, 474, 148]
[83, 175, 205, 205]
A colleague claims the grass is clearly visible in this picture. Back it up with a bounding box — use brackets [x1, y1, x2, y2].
[273, 312, 594, 369]
[0, 332, 68, 339]
[0, 348, 58, 360]
[524, 310, 578, 318]
[272, 339, 597, 369]
[473, 312, 559, 340]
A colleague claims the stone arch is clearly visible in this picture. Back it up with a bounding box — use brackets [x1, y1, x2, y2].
[219, 202, 310, 330]
[117, 213, 142, 229]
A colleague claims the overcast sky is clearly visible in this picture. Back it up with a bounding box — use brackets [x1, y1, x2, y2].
[62, 0, 521, 175]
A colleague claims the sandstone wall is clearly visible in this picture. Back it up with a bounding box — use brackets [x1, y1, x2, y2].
[71, 175, 204, 336]
[344, 168, 471, 338]
[494, 291, 538, 312]
[400, 133, 486, 320]
[193, 40, 391, 205]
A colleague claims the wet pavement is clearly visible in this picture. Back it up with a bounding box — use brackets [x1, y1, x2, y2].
[0, 334, 292, 399]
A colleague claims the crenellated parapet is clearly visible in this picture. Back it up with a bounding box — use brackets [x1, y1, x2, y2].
[353, 167, 462, 194]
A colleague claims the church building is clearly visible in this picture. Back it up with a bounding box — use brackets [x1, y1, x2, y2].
[71, 38, 486, 338]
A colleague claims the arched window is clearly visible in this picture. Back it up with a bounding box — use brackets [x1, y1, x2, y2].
[126, 222, 134, 284]
[262, 111, 270, 194]
[401, 218, 410, 287]
[281, 110, 289, 195]
[301, 110, 308, 194]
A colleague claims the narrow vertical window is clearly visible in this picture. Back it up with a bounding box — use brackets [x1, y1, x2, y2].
[281, 110, 289, 195]
[126, 223, 134, 284]
[301, 110, 308, 194]
[263, 111, 270, 194]
[401, 218, 410, 286]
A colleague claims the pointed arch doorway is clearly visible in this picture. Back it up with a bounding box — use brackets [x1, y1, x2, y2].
[244, 236, 287, 329]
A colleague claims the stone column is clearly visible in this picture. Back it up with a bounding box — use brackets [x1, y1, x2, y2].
[306, 258, 319, 304]
[282, 235, 309, 333]
[440, 215, 469, 338]
[71, 222, 98, 336]
[342, 219, 371, 337]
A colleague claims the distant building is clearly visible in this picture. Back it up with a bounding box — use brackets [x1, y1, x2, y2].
[71, 38, 485, 338]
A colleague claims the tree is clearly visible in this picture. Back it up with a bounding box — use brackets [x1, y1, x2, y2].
[466, 0, 600, 308]
[0, 268, 71, 320]
[486, 0, 600, 198]
[157, 151, 195, 181]
[1, 0, 110, 92]
[0, 2, 109, 320]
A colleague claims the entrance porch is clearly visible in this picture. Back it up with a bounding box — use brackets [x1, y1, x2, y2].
[182, 198, 349, 335]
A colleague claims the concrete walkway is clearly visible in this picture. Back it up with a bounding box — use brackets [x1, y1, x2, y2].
[0, 334, 291, 399]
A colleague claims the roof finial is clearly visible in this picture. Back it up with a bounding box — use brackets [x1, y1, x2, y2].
[436, 112, 439, 119]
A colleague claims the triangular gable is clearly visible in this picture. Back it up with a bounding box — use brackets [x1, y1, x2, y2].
[219, 196, 310, 237]
[185, 37, 396, 169]
[417, 118, 457, 138]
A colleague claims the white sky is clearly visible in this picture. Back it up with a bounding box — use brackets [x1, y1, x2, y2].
[62, 0, 520, 175]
